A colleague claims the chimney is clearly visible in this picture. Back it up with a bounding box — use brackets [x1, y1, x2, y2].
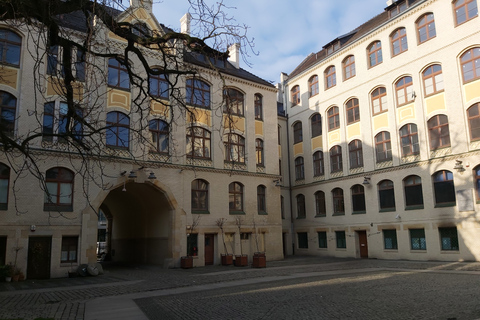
[180, 13, 192, 35]
[228, 43, 241, 69]
[130, 0, 153, 12]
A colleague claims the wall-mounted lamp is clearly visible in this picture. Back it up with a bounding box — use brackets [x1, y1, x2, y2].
[273, 179, 281, 187]
[30, 225, 36, 232]
[148, 172, 157, 180]
[454, 160, 464, 172]
[395, 214, 401, 220]
[411, 91, 417, 100]
[128, 171, 137, 179]
[120, 171, 127, 176]
[362, 177, 371, 185]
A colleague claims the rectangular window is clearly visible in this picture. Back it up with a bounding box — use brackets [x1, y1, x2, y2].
[383, 229, 398, 249]
[61, 236, 78, 263]
[410, 229, 426, 250]
[298, 232, 308, 249]
[439, 227, 459, 251]
[187, 233, 198, 256]
[335, 231, 346, 248]
[318, 232, 327, 248]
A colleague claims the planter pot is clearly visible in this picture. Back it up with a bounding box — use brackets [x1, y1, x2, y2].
[18, 273, 25, 281]
[252, 252, 266, 268]
[234, 254, 248, 267]
[12, 274, 20, 282]
[221, 254, 233, 266]
[181, 256, 193, 269]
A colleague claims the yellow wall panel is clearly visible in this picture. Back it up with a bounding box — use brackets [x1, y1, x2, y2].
[294, 142, 303, 156]
[223, 115, 245, 133]
[0, 67, 18, 90]
[425, 93, 446, 115]
[373, 112, 389, 131]
[397, 103, 415, 123]
[311, 135, 323, 150]
[328, 130, 340, 145]
[278, 145, 281, 157]
[187, 107, 211, 126]
[151, 101, 169, 117]
[255, 120, 263, 135]
[108, 89, 131, 111]
[347, 122, 361, 139]
[465, 80, 480, 102]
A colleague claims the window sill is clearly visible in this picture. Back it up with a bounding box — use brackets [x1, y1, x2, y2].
[296, 216, 306, 219]
[335, 247, 347, 251]
[0, 204, 7, 210]
[258, 212, 268, 215]
[60, 262, 78, 267]
[315, 214, 326, 218]
[108, 85, 131, 92]
[352, 211, 366, 215]
[192, 210, 210, 214]
[410, 249, 427, 253]
[332, 212, 345, 216]
[229, 211, 245, 215]
[44, 205, 73, 212]
[372, 109, 388, 116]
[368, 61, 383, 69]
[434, 202, 456, 208]
[455, 15, 478, 28]
[424, 89, 444, 99]
[440, 250, 460, 253]
[379, 208, 396, 213]
[187, 104, 211, 110]
[383, 249, 398, 252]
[405, 205, 424, 211]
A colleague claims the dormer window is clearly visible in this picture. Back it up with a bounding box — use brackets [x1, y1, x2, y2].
[388, 0, 415, 18]
[325, 41, 340, 55]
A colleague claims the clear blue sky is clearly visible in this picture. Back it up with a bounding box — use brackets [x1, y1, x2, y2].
[145, 0, 389, 84]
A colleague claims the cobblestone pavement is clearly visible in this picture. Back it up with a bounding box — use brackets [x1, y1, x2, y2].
[1, 257, 480, 320]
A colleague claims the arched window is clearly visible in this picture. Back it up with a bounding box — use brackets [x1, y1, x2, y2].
[427, 115, 451, 150]
[108, 58, 130, 89]
[395, 76, 413, 106]
[296, 194, 306, 218]
[330, 145, 343, 173]
[433, 170, 456, 205]
[367, 41, 383, 68]
[315, 191, 326, 216]
[416, 13, 436, 43]
[44, 167, 74, 211]
[453, 0, 478, 26]
[325, 66, 336, 89]
[375, 131, 392, 162]
[332, 188, 344, 214]
[224, 133, 245, 163]
[351, 184, 366, 213]
[229, 182, 244, 212]
[191, 179, 209, 213]
[468, 103, 480, 141]
[404, 175, 424, 208]
[257, 185, 266, 214]
[313, 151, 324, 177]
[327, 106, 340, 131]
[346, 98, 360, 124]
[106, 111, 130, 149]
[0, 91, 17, 136]
[0, 163, 10, 210]
[391, 27, 408, 56]
[223, 88, 244, 116]
[0, 29, 21, 67]
[255, 138, 264, 166]
[149, 70, 169, 99]
[378, 180, 395, 211]
[149, 119, 169, 154]
[343, 55, 355, 80]
[186, 79, 210, 108]
[371, 87, 387, 115]
[132, 22, 151, 37]
[291, 85, 300, 106]
[460, 47, 480, 83]
[295, 157, 305, 180]
[311, 113, 322, 137]
[293, 121, 303, 144]
[474, 165, 480, 201]
[399, 123, 419, 157]
[254, 94, 263, 120]
[348, 140, 363, 169]
[308, 75, 319, 97]
[187, 126, 211, 159]
[422, 64, 443, 96]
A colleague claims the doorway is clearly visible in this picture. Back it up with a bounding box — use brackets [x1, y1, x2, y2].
[27, 236, 52, 279]
[356, 231, 368, 258]
[204, 234, 215, 265]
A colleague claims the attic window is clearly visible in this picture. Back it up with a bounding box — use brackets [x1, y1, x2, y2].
[388, 0, 415, 18]
[326, 41, 340, 55]
[132, 23, 151, 37]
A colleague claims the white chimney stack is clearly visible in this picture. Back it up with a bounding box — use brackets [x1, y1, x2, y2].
[386, 0, 393, 6]
[180, 13, 192, 35]
[228, 43, 241, 69]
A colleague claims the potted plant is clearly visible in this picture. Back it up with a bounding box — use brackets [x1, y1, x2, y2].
[216, 218, 233, 265]
[234, 218, 248, 267]
[181, 215, 200, 269]
[1, 264, 12, 282]
[252, 217, 266, 268]
[11, 266, 21, 282]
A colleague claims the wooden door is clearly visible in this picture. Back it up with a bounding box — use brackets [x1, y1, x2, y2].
[357, 231, 368, 258]
[27, 236, 52, 279]
[204, 234, 215, 265]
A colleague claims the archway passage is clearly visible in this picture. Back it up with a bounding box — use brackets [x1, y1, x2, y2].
[101, 182, 173, 265]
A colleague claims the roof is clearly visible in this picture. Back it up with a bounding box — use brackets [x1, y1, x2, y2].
[288, 0, 423, 79]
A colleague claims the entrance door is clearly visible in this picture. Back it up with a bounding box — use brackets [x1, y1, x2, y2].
[27, 236, 52, 279]
[357, 231, 368, 258]
[204, 234, 215, 265]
